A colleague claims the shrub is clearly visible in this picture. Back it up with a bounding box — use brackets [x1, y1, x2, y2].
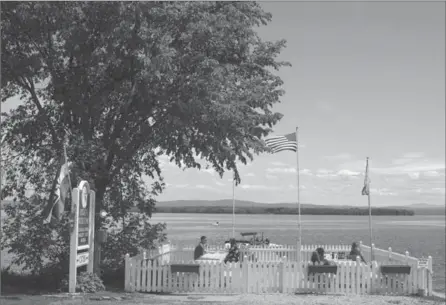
[60, 272, 105, 293]
[1, 197, 166, 292]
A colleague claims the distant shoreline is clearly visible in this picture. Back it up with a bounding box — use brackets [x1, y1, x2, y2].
[150, 206, 415, 216]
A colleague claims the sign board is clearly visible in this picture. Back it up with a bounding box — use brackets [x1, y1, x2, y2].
[77, 184, 91, 250]
[69, 180, 95, 293]
[76, 252, 89, 267]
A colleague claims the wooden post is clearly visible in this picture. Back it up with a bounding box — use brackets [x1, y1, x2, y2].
[371, 261, 378, 294]
[88, 191, 95, 274]
[243, 255, 248, 293]
[356, 257, 361, 294]
[388, 247, 392, 263]
[279, 257, 286, 293]
[427, 256, 433, 296]
[124, 254, 130, 291]
[68, 188, 79, 293]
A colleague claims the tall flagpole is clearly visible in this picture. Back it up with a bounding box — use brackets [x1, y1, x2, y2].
[296, 127, 302, 264]
[232, 174, 235, 238]
[366, 157, 374, 261]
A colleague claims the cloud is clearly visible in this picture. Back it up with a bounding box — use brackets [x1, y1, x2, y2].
[336, 169, 361, 178]
[408, 172, 420, 180]
[287, 184, 306, 190]
[266, 168, 312, 175]
[215, 180, 225, 186]
[239, 184, 282, 190]
[314, 169, 360, 180]
[392, 152, 425, 165]
[415, 187, 445, 195]
[266, 174, 278, 180]
[245, 173, 255, 177]
[195, 184, 217, 190]
[323, 153, 353, 161]
[315, 169, 334, 178]
[266, 167, 296, 174]
[423, 170, 445, 177]
[300, 169, 312, 175]
[402, 152, 425, 159]
[373, 161, 445, 176]
[201, 168, 216, 176]
[270, 161, 289, 166]
[174, 184, 189, 188]
[370, 188, 398, 196]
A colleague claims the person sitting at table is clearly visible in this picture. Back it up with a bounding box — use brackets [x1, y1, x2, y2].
[194, 236, 207, 260]
[348, 242, 367, 263]
[311, 247, 331, 265]
[224, 238, 240, 263]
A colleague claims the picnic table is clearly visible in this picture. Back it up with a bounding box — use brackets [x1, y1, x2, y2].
[195, 251, 228, 263]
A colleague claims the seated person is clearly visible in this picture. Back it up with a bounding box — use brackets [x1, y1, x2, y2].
[311, 247, 331, 265]
[348, 242, 367, 263]
[194, 236, 207, 260]
[224, 238, 240, 263]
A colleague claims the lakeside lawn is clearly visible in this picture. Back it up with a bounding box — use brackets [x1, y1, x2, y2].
[1, 293, 445, 305]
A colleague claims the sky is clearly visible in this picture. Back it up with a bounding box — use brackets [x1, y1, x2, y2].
[2, 2, 445, 206]
[155, 1, 445, 206]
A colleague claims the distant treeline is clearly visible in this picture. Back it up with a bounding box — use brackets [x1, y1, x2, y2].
[153, 206, 415, 216]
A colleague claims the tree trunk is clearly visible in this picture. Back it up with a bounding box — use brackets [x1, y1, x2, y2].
[93, 179, 107, 275]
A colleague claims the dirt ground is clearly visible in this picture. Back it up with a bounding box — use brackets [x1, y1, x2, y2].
[1, 292, 445, 305]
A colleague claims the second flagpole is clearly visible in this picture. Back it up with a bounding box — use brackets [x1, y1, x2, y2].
[296, 127, 302, 264]
[366, 157, 374, 261]
[232, 174, 235, 238]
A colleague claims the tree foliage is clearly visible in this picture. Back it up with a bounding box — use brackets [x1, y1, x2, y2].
[1, 1, 289, 273]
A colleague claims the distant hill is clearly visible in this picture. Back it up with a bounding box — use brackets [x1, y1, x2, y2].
[153, 200, 416, 216]
[3, 199, 442, 215]
[387, 203, 445, 215]
[156, 199, 356, 210]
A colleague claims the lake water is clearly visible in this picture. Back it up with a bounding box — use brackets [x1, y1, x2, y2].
[151, 213, 446, 292]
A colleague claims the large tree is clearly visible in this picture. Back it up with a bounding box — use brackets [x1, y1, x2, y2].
[1, 1, 289, 274]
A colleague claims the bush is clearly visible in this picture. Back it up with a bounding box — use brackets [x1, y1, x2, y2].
[101, 213, 166, 273]
[60, 272, 105, 293]
[1, 269, 63, 294]
[1, 196, 167, 293]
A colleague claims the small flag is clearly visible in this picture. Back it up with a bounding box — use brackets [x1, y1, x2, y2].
[362, 158, 370, 196]
[42, 160, 72, 224]
[264, 132, 298, 153]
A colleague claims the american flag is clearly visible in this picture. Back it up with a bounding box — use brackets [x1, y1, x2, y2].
[264, 132, 298, 153]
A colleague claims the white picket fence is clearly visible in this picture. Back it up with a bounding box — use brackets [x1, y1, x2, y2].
[124, 256, 433, 295]
[124, 243, 433, 296]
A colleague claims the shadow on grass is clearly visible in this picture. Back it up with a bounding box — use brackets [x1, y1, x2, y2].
[1, 267, 127, 295]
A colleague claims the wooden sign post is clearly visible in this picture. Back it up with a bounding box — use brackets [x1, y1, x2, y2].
[69, 180, 95, 293]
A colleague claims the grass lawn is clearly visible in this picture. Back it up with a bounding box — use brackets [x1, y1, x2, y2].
[1, 292, 445, 305]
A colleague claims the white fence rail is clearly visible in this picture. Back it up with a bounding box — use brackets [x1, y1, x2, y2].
[125, 243, 433, 296]
[125, 256, 433, 295]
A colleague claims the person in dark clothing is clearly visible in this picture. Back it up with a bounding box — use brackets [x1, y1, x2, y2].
[349, 242, 367, 263]
[194, 236, 207, 260]
[224, 238, 240, 263]
[311, 247, 330, 265]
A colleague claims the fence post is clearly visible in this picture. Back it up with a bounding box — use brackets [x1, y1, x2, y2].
[427, 256, 433, 296]
[124, 253, 131, 292]
[279, 259, 285, 293]
[371, 261, 378, 294]
[356, 257, 361, 294]
[242, 255, 249, 293]
[388, 247, 392, 263]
